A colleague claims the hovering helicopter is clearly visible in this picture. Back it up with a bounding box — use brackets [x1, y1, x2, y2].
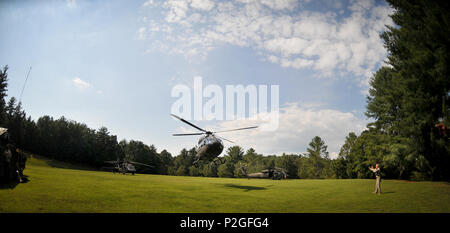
[240, 166, 288, 180]
[103, 159, 153, 175]
[171, 114, 258, 164]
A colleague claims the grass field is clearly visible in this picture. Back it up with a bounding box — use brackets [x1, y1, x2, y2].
[1, 156, 449, 213]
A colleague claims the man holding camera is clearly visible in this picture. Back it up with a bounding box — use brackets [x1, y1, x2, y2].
[369, 164, 382, 195]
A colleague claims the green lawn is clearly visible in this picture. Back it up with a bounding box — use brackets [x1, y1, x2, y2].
[1, 156, 449, 213]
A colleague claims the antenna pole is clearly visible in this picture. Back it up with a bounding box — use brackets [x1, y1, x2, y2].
[19, 66, 32, 103]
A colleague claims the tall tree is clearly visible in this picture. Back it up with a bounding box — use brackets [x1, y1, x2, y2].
[225, 146, 244, 164]
[275, 153, 299, 178]
[367, 0, 450, 180]
[304, 136, 331, 178]
[94, 127, 119, 166]
[158, 149, 173, 175]
[0, 65, 8, 126]
[332, 132, 357, 179]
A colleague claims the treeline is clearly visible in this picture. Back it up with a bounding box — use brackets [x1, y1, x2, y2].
[168, 136, 336, 179]
[0, 82, 338, 178]
[327, 0, 450, 181]
[0, 67, 353, 179]
[0, 69, 351, 179]
[0, 66, 172, 172]
[0, 61, 448, 180]
[330, 0, 449, 181]
[0, 0, 448, 181]
[365, 0, 449, 180]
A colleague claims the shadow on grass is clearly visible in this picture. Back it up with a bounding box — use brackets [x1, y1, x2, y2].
[381, 191, 395, 195]
[0, 175, 29, 189]
[223, 183, 268, 192]
[0, 181, 19, 189]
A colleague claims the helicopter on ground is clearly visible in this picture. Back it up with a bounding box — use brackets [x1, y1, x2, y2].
[171, 114, 258, 165]
[103, 159, 153, 175]
[240, 165, 288, 180]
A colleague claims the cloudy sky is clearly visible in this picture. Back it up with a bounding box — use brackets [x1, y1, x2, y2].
[0, 0, 393, 158]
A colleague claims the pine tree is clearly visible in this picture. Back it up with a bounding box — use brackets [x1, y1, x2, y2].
[367, 0, 450, 180]
[0, 66, 8, 126]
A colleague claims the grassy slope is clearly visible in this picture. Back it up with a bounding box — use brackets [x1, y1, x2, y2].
[0, 156, 449, 213]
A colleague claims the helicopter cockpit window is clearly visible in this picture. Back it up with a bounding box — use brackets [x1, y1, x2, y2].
[127, 164, 135, 171]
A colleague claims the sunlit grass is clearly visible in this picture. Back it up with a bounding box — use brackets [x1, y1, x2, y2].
[0, 156, 449, 213]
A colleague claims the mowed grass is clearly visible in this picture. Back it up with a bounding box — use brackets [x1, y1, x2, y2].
[1, 156, 449, 213]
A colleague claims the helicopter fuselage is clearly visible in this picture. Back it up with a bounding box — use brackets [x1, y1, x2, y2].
[113, 162, 136, 175]
[241, 167, 288, 180]
[171, 113, 257, 164]
[195, 134, 224, 162]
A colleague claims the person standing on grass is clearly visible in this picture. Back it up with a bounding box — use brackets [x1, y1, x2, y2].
[369, 164, 382, 195]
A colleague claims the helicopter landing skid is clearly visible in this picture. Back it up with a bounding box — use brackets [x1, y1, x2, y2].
[193, 159, 204, 167]
[212, 157, 225, 166]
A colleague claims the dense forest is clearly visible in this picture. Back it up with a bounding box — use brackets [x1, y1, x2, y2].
[0, 0, 448, 181]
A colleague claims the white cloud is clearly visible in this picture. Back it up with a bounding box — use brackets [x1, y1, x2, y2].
[279, 58, 313, 69]
[205, 103, 367, 158]
[260, 0, 299, 10]
[264, 37, 309, 57]
[72, 77, 92, 89]
[142, 0, 154, 7]
[164, 0, 190, 23]
[140, 0, 394, 90]
[191, 0, 215, 11]
[72, 77, 105, 95]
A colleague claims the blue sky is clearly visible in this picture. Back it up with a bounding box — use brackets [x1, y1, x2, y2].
[0, 0, 393, 157]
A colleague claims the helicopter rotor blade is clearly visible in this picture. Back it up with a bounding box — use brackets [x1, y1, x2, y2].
[170, 114, 208, 133]
[104, 161, 119, 164]
[173, 133, 205, 136]
[214, 126, 258, 134]
[128, 161, 154, 167]
[216, 135, 234, 143]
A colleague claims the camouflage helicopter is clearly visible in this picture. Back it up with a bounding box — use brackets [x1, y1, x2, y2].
[171, 114, 258, 165]
[104, 159, 153, 175]
[240, 165, 288, 180]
